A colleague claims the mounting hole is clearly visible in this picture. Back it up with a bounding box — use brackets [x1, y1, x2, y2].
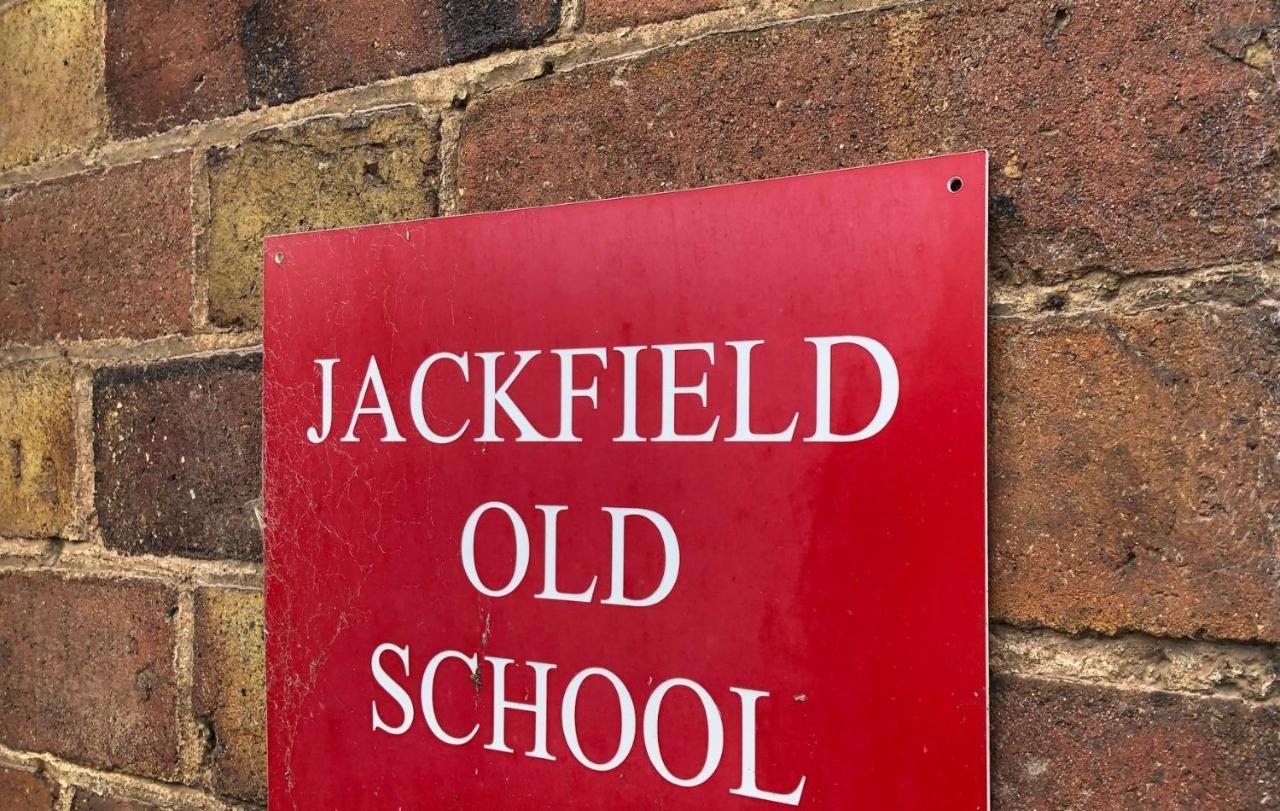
[947, 177, 964, 193]
[272, 251, 285, 264]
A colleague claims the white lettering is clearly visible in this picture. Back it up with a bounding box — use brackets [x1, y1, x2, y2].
[654, 343, 720, 442]
[314, 337, 900, 445]
[600, 507, 680, 608]
[460, 501, 529, 598]
[340, 356, 406, 442]
[307, 358, 339, 443]
[485, 657, 556, 760]
[804, 336, 899, 442]
[410, 352, 471, 443]
[421, 650, 480, 746]
[477, 350, 554, 442]
[561, 667, 636, 771]
[614, 345, 646, 442]
[729, 688, 806, 805]
[643, 678, 724, 788]
[552, 348, 607, 442]
[533, 505, 597, 603]
[370, 643, 413, 735]
[725, 340, 798, 442]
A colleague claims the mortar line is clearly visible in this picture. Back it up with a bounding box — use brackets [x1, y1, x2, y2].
[990, 260, 1280, 319]
[190, 150, 214, 332]
[5, 537, 1273, 678]
[0, 333, 262, 367]
[0, 46, 561, 190]
[991, 621, 1279, 703]
[2, 255, 1274, 367]
[992, 669, 1280, 708]
[53, 783, 74, 811]
[89, 0, 109, 154]
[993, 618, 1279, 646]
[175, 586, 204, 785]
[553, 0, 587, 39]
[0, 743, 261, 811]
[436, 108, 466, 216]
[1008, 259, 1280, 289]
[68, 363, 96, 543]
[0, 0, 922, 192]
[993, 293, 1280, 321]
[991, 620, 1280, 658]
[545, 0, 924, 76]
[0, 539, 263, 589]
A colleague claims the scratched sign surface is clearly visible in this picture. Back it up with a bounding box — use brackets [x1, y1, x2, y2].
[263, 152, 989, 809]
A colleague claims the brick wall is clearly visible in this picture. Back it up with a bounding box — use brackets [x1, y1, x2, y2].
[0, 0, 1277, 808]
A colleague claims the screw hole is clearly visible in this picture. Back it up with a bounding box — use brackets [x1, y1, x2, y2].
[273, 251, 284, 264]
[947, 177, 964, 193]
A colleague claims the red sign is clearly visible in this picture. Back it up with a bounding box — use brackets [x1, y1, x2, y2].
[264, 152, 989, 809]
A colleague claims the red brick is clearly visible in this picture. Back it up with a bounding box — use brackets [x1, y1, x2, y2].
[0, 156, 194, 345]
[0, 764, 58, 811]
[0, 574, 179, 778]
[992, 675, 1280, 810]
[459, 0, 1278, 282]
[94, 354, 261, 561]
[991, 307, 1280, 642]
[583, 0, 732, 30]
[105, 0, 561, 137]
[193, 588, 264, 802]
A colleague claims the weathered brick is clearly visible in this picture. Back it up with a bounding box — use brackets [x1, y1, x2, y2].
[0, 764, 59, 811]
[193, 588, 264, 802]
[72, 789, 159, 811]
[0, 156, 195, 345]
[0, 574, 179, 777]
[0, 362, 75, 538]
[459, 0, 1278, 282]
[94, 354, 261, 560]
[105, 0, 560, 137]
[992, 675, 1280, 810]
[991, 307, 1280, 642]
[205, 107, 438, 327]
[0, 0, 105, 171]
[583, 0, 733, 30]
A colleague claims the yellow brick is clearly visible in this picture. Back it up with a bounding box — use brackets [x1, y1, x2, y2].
[205, 106, 439, 328]
[0, 0, 106, 171]
[193, 587, 265, 802]
[0, 361, 75, 537]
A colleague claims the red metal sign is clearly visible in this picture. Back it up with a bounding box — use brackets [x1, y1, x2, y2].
[264, 152, 989, 809]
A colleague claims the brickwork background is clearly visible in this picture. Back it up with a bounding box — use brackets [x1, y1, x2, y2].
[0, 0, 1277, 808]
